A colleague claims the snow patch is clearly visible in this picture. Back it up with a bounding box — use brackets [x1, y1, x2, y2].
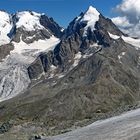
[83, 53, 92, 59]
[26, 34, 36, 40]
[108, 32, 120, 40]
[48, 65, 57, 79]
[58, 74, 65, 79]
[72, 52, 82, 67]
[122, 36, 140, 49]
[50, 65, 57, 71]
[108, 32, 140, 49]
[118, 52, 126, 63]
[90, 43, 98, 48]
[61, 28, 64, 32]
[122, 52, 126, 56]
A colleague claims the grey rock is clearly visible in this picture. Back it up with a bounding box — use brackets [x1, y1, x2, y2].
[40, 15, 63, 38]
[0, 43, 14, 61]
[28, 57, 45, 80]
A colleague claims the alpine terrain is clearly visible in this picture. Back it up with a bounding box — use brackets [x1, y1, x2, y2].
[0, 6, 140, 140]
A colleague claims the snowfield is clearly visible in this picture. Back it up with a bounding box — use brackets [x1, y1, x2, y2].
[12, 36, 60, 54]
[122, 36, 140, 49]
[43, 108, 140, 140]
[108, 32, 140, 49]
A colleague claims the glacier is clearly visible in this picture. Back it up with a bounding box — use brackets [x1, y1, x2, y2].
[0, 37, 60, 102]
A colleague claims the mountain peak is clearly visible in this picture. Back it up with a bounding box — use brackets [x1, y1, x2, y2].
[83, 5, 100, 21]
[79, 6, 100, 36]
[65, 5, 101, 37]
[86, 6, 99, 15]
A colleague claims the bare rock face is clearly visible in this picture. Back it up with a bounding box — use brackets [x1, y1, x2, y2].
[0, 43, 14, 61]
[12, 27, 52, 44]
[40, 15, 63, 38]
[28, 57, 45, 80]
[95, 14, 125, 36]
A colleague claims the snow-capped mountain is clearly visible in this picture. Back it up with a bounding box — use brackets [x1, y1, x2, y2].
[0, 10, 62, 102]
[0, 6, 140, 139]
[73, 6, 100, 36]
[0, 10, 63, 46]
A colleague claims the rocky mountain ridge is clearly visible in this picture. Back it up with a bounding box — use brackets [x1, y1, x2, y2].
[0, 10, 63, 45]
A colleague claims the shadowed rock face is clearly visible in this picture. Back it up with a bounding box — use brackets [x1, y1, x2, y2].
[95, 14, 125, 36]
[0, 7, 140, 139]
[12, 27, 52, 44]
[0, 43, 14, 61]
[40, 15, 63, 38]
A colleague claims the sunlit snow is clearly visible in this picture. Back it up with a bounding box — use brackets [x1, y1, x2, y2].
[108, 32, 120, 40]
[122, 36, 140, 49]
[108, 32, 140, 49]
[81, 6, 100, 36]
[16, 11, 44, 31]
[12, 36, 60, 54]
[0, 11, 12, 46]
[75, 6, 100, 37]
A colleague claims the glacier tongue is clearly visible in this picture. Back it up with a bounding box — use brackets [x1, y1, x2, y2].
[0, 37, 60, 102]
[0, 54, 31, 102]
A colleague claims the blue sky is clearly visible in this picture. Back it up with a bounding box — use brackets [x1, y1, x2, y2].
[0, 0, 122, 27]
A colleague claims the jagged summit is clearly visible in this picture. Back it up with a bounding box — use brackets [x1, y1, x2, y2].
[85, 5, 99, 16]
[64, 6, 100, 37]
[80, 6, 100, 35]
[76, 5, 100, 28]
[65, 5, 124, 41]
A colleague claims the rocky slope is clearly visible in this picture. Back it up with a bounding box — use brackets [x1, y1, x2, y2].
[0, 6, 140, 139]
[43, 107, 140, 140]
